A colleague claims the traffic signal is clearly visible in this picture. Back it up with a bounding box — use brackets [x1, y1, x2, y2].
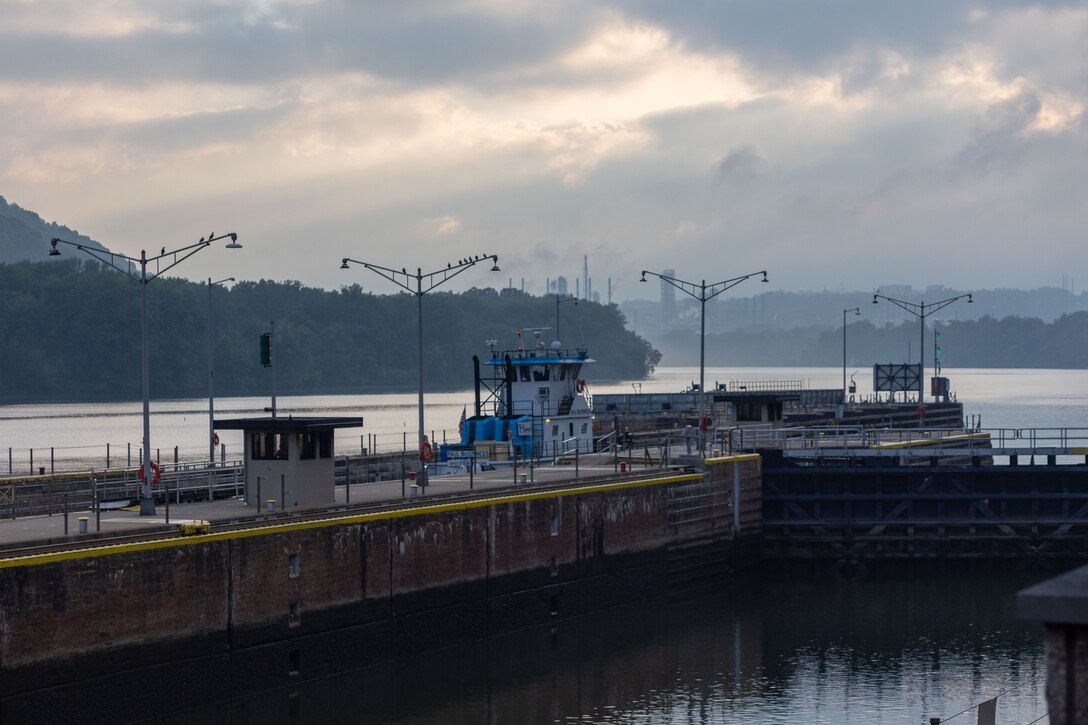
[260, 333, 272, 367]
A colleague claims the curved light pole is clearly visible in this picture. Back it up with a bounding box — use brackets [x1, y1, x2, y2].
[640, 268, 769, 452]
[49, 233, 242, 515]
[872, 291, 972, 403]
[843, 307, 860, 402]
[340, 254, 500, 488]
[555, 293, 577, 344]
[208, 276, 235, 465]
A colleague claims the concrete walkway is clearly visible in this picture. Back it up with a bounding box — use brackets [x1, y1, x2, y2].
[0, 453, 675, 549]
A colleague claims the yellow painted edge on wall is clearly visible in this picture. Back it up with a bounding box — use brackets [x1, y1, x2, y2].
[703, 453, 761, 465]
[871, 432, 991, 450]
[0, 473, 704, 570]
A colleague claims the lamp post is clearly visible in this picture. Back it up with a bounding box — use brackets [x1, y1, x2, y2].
[208, 276, 234, 465]
[49, 233, 242, 515]
[640, 268, 768, 452]
[340, 253, 499, 488]
[555, 293, 577, 344]
[842, 307, 860, 402]
[872, 291, 972, 403]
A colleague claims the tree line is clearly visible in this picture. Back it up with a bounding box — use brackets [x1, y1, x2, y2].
[0, 260, 661, 404]
[651, 312, 1088, 369]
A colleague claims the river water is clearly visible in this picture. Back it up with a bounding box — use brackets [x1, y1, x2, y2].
[2, 367, 1087, 472]
[166, 573, 1050, 725]
[2, 367, 1083, 723]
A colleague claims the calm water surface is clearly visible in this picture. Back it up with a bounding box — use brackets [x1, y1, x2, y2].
[165, 574, 1050, 725]
[2, 367, 1086, 470]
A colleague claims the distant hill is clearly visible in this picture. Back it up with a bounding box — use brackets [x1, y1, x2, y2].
[0, 196, 108, 264]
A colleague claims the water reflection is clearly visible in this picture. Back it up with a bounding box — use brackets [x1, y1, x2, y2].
[162, 573, 1048, 725]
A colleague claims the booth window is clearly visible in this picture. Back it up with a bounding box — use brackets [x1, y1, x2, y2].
[295, 431, 333, 459]
[299, 433, 317, 460]
[318, 431, 333, 458]
[252, 431, 288, 460]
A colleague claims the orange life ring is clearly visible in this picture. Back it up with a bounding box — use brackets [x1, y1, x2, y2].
[699, 416, 712, 432]
[138, 461, 162, 486]
[419, 440, 433, 462]
[576, 379, 586, 393]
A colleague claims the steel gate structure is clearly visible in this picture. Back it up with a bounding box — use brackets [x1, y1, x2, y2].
[763, 464, 1088, 573]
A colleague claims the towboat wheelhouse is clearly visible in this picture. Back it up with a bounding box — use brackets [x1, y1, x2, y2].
[457, 329, 596, 459]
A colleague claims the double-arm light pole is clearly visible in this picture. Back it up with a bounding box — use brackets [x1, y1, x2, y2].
[640, 268, 769, 452]
[872, 291, 972, 403]
[49, 233, 242, 515]
[341, 254, 499, 488]
[208, 276, 235, 465]
[843, 307, 860, 402]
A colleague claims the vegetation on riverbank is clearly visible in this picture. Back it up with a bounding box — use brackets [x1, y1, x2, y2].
[0, 260, 660, 404]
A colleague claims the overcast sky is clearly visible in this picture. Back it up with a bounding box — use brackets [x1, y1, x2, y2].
[3, 1, 1086, 300]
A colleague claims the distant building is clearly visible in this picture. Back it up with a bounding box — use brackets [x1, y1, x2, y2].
[557, 276, 568, 295]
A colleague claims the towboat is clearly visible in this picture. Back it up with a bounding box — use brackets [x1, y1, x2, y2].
[441, 329, 596, 468]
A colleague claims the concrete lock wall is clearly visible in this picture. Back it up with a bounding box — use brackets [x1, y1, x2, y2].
[0, 459, 761, 719]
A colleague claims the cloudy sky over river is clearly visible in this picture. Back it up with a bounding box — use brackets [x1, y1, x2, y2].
[2, 1, 1086, 297]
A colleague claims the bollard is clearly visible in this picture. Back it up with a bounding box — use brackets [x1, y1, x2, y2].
[620, 461, 627, 473]
[520, 473, 527, 484]
[78, 516, 89, 534]
[267, 499, 276, 512]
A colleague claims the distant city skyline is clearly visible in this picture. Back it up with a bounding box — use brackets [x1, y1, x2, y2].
[1, 2, 1085, 299]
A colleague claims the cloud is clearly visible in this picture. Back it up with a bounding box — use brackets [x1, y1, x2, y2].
[420, 215, 463, 236]
[0, 1, 1085, 299]
[716, 145, 765, 180]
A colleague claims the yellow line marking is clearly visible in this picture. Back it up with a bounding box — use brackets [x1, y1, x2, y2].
[702, 453, 761, 465]
[0, 473, 704, 570]
[871, 432, 991, 449]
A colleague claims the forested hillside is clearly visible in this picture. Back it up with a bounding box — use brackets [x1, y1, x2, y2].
[0, 196, 108, 264]
[652, 312, 1088, 369]
[0, 260, 661, 404]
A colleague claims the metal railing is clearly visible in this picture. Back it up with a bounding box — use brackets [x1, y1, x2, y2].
[723, 424, 1088, 458]
[0, 461, 245, 519]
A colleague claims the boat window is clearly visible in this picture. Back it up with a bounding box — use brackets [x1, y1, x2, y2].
[559, 366, 568, 380]
[318, 431, 333, 458]
[551, 424, 559, 437]
[581, 423, 588, 434]
[533, 365, 550, 381]
[519, 367, 531, 382]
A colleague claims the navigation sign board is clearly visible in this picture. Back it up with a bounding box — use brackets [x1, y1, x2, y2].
[873, 364, 921, 393]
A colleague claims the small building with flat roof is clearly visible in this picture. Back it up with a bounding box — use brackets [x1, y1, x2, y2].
[213, 416, 363, 508]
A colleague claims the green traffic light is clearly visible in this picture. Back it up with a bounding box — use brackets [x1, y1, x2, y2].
[260, 333, 272, 367]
